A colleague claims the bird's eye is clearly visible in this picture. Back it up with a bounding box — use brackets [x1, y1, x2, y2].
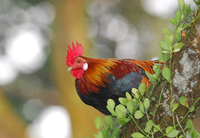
[77, 60, 81, 63]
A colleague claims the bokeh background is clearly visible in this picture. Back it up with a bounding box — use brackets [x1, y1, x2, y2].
[0, 0, 196, 138]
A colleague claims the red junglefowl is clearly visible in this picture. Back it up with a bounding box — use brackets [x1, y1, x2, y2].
[66, 42, 160, 115]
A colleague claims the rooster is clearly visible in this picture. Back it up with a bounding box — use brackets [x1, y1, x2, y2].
[67, 42, 160, 115]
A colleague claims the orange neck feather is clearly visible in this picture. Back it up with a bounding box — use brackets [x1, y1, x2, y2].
[76, 57, 117, 95]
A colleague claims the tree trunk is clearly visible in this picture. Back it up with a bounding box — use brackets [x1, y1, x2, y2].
[120, 9, 200, 138]
[0, 88, 28, 138]
[50, 0, 104, 138]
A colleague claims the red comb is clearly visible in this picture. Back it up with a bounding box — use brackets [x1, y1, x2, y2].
[66, 42, 84, 66]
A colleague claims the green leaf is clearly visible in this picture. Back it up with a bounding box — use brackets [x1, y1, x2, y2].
[127, 100, 135, 114]
[167, 129, 180, 137]
[158, 41, 170, 50]
[153, 125, 162, 133]
[166, 126, 173, 134]
[153, 74, 159, 80]
[115, 104, 126, 118]
[153, 65, 160, 75]
[104, 115, 114, 129]
[183, 24, 189, 29]
[107, 99, 116, 116]
[106, 105, 116, 116]
[94, 132, 104, 138]
[173, 42, 184, 52]
[179, 135, 184, 138]
[145, 71, 155, 82]
[191, 130, 198, 138]
[169, 17, 178, 26]
[102, 129, 109, 138]
[94, 116, 102, 130]
[138, 83, 146, 96]
[139, 102, 144, 113]
[185, 120, 193, 129]
[173, 48, 181, 53]
[189, 105, 194, 112]
[145, 120, 153, 133]
[144, 98, 150, 110]
[162, 50, 169, 53]
[107, 99, 115, 109]
[166, 126, 180, 137]
[159, 52, 168, 62]
[164, 35, 171, 46]
[131, 88, 139, 99]
[175, 10, 181, 22]
[162, 66, 171, 82]
[119, 98, 128, 106]
[172, 103, 179, 112]
[175, 33, 182, 42]
[126, 92, 132, 100]
[179, 96, 189, 108]
[169, 34, 174, 45]
[131, 132, 145, 138]
[182, 4, 191, 15]
[134, 110, 144, 119]
[116, 118, 130, 125]
[174, 27, 183, 34]
[181, 14, 184, 21]
[188, 126, 194, 136]
[178, 0, 185, 11]
[163, 28, 171, 35]
[111, 127, 120, 137]
[170, 98, 175, 110]
[178, 42, 184, 49]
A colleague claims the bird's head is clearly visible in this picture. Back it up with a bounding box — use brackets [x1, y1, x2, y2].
[66, 42, 88, 79]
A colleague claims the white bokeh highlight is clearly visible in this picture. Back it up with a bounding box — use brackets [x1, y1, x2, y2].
[0, 57, 17, 85]
[0, 1, 54, 85]
[5, 25, 46, 73]
[141, 0, 196, 18]
[28, 106, 72, 138]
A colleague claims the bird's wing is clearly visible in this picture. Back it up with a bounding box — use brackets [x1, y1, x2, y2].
[107, 59, 155, 96]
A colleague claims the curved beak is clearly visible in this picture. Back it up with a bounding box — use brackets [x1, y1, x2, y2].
[67, 66, 74, 71]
